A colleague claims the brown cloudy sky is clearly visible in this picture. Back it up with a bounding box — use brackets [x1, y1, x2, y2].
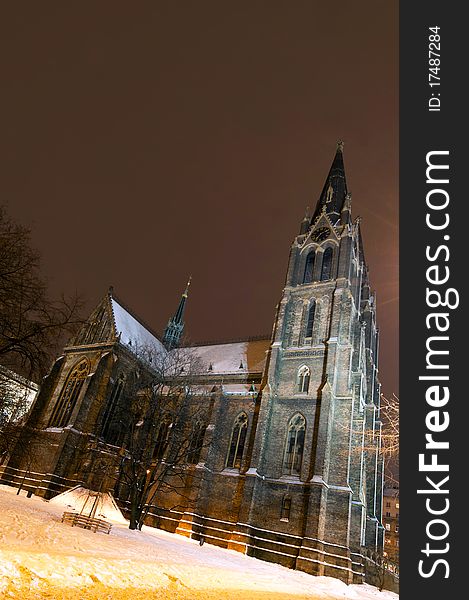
[0, 1, 398, 396]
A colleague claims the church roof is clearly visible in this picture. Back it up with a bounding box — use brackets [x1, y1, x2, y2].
[188, 338, 270, 376]
[106, 290, 270, 374]
[110, 297, 166, 355]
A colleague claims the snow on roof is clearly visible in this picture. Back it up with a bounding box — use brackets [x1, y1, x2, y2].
[111, 298, 166, 356]
[188, 339, 270, 375]
[49, 486, 127, 524]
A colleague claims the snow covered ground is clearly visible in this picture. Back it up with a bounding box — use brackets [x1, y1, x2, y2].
[0, 485, 398, 599]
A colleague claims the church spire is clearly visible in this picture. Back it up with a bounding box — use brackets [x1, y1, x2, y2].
[311, 141, 348, 223]
[163, 277, 191, 349]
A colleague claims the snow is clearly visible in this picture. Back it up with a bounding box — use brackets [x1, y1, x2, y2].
[0, 485, 398, 599]
[49, 486, 128, 524]
[111, 298, 166, 356]
[189, 339, 269, 375]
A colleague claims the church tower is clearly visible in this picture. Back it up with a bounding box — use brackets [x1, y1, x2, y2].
[244, 142, 384, 582]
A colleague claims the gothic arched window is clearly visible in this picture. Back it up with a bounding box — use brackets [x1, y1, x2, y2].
[305, 301, 316, 338]
[153, 420, 171, 461]
[100, 375, 125, 444]
[283, 413, 306, 476]
[302, 252, 315, 284]
[187, 421, 206, 464]
[226, 412, 248, 469]
[48, 359, 90, 427]
[320, 247, 333, 281]
[297, 365, 310, 393]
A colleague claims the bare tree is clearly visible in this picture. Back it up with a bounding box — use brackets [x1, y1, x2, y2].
[0, 205, 84, 468]
[380, 393, 399, 486]
[0, 377, 45, 494]
[99, 345, 209, 530]
[337, 392, 399, 480]
[0, 365, 39, 466]
[0, 205, 83, 381]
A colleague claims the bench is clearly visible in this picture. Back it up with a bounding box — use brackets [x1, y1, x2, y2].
[61, 511, 112, 534]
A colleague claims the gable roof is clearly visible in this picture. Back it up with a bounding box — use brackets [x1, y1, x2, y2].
[110, 296, 166, 356]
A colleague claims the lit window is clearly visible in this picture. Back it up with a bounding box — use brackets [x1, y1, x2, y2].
[320, 247, 333, 281]
[386, 523, 391, 531]
[297, 365, 310, 393]
[100, 375, 125, 444]
[187, 421, 206, 464]
[303, 252, 315, 284]
[396, 502, 399, 509]
[226, 413, 248, 469]
[49, 359, 89, 427]
[283, 414, 306, 476]
[153, 421, 170, 460]
[305, 301, 315, 338]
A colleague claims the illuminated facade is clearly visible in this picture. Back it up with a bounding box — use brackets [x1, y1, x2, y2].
[1, 144, 384, 583]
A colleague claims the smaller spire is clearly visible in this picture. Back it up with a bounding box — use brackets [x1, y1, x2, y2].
[163, 277, 192, 350]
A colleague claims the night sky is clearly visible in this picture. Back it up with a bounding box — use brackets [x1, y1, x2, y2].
[0, 2, 398, 397]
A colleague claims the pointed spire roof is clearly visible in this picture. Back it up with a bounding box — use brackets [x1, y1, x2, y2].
[311, 141, 348, 223]
[173, 275, 191, 324]
[163, 277, 192, 349]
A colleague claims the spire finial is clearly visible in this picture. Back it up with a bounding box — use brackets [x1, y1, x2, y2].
[337, 140, 344, 152]
[183, 275, 192, 298]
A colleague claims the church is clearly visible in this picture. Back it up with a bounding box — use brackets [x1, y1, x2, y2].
[1, 143, 384, 584]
